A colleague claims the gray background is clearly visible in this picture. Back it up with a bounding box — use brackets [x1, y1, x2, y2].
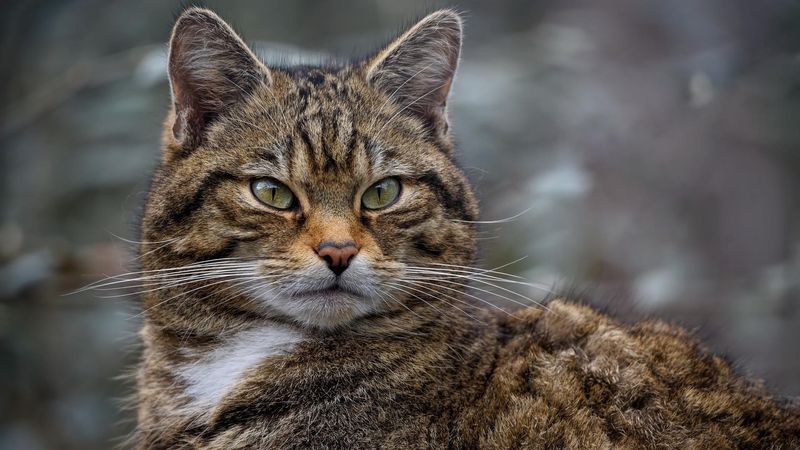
[1, 1, 799, 448]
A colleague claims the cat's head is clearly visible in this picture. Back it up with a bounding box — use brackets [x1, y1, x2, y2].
[140, 8, 478, 330]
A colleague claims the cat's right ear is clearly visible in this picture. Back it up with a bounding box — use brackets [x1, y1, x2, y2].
[363, 10, 462, 141]
[167, 8, 270, 150]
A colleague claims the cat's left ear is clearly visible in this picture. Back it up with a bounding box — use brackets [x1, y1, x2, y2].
[364, 10, 462, 139]
[167, 8, 270, 151]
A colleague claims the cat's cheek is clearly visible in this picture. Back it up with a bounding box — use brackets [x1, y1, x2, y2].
[365, 209, 425, 256]
[365, 228, 403, 260]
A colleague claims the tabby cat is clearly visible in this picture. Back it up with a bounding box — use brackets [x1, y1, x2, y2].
[130, 8, 800, 449]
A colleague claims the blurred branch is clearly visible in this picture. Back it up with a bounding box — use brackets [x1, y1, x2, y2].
[0, 44, 164, 139]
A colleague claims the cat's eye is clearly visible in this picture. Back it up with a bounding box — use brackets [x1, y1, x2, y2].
[251, 178, 295, 210]
[361, 177, 401, 210]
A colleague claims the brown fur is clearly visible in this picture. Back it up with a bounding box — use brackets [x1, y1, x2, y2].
[133, 8, 800, 449]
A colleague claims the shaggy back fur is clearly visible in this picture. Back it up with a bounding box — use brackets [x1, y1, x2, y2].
[132, 8, 800, 449]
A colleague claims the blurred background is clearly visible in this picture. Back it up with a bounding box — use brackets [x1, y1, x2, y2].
[1, 0, 799, 448]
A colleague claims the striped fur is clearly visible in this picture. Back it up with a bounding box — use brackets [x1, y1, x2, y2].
[134, 8, 800, 449]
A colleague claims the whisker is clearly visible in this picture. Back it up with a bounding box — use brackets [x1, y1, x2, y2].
[405, 268, 551, 293]
[69, 259, 265, 294]
[384, 281, 485, 324]
[394, 278, 516, 317]
[380, 288, 428, 323]
[403, 273, 550, 310]
[71, 266, 259, 294]
[206, 277, 272, 311]
[84, 266, 257, 287]
[81, 257, 260, 279]
[93, 272, 283, 299]
[262, 82, 293, 131]
[403, 265, 553, 295]
[222, 73, 283, 139]
[374, 81, 448, 141]
[413, 256, 529, 278]
[106, 233, 179, 246]
[404, 267, 524, 288]
[369, 62, 434, 130]
[451, 207, 532, 224]
[132, 276, 265, 319]
[381, 281, 448, 318]
[134, 238, 182, 262]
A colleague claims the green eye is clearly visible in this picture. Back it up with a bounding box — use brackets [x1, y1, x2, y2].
[362, 177, 401, 210]
[251, 178, 295, 210]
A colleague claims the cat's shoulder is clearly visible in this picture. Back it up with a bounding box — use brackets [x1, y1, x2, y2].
[501, 298, 767, 393]
[482, 299, 800, 448]
[506, 298, 703, 364]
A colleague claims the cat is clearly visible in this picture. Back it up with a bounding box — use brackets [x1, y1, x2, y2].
[129, 8, 800, 449]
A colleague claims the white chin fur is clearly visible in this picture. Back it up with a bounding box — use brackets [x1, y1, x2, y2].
[256, 288, 382, 329]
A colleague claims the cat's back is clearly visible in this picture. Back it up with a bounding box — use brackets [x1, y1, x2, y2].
[474, 300, 800, 449]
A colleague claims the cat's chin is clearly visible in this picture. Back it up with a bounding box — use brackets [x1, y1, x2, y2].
[253, 286, 383, 330]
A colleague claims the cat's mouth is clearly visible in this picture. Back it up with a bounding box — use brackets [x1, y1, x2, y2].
[292, 284, 360, 299]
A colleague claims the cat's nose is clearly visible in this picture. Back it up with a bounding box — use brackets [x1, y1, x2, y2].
[316, 241, 359, 276]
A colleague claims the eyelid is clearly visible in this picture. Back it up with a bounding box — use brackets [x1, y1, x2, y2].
[244, 170, 303, 200]
[240, 167, 284, 179]
[363, 174, 404, 188]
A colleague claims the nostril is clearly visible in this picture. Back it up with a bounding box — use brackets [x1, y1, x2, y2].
[322, 254, 334, 267]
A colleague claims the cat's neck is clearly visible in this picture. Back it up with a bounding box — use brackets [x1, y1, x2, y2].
[139, 302, 497, 426]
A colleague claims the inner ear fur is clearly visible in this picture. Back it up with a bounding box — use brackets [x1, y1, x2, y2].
[364, 10, 463, 140]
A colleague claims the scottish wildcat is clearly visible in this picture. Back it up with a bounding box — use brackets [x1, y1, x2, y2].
[131, 8, 799, 449]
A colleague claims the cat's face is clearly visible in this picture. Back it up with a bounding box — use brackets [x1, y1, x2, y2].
[140, 9, 478, 329]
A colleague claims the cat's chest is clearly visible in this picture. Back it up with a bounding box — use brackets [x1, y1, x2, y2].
[177, 324, 305, 418]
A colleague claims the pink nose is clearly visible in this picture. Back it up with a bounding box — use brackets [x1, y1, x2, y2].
[316, 241, 359, 276]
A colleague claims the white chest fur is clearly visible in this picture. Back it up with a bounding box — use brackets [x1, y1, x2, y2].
[178, 324, 304, 417]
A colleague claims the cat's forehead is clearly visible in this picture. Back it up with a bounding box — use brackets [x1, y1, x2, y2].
[283, 66, 353, 95]
[271, 67, 371, 111]
[215, 68, 437, 184]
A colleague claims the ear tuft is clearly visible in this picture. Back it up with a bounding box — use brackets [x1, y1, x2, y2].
[364, 10, 462, 138]
[168, 8, 269, 150]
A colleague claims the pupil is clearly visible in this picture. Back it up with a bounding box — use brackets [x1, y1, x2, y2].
[376, 187, 383, 201]
[271, 187, 276, 201]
